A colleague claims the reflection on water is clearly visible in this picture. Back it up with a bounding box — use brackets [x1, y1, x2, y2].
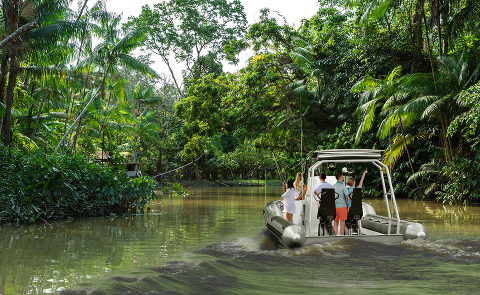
[1, 187, 480, 294]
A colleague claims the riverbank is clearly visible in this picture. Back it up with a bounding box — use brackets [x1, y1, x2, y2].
[175, 179, 283, 188]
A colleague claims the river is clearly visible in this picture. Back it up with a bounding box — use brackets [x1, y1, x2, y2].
[1, 187, 480, 294]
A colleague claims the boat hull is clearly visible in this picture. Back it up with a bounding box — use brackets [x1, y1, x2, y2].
[264, 200, 427, 248]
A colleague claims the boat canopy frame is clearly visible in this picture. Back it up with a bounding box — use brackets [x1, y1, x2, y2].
[304, 149, 400, 236]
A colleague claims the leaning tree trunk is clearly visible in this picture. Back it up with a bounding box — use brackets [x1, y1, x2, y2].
[2, 43, 18, 146]
[71, 115, 83, 153]
[31, 90, 48, 140]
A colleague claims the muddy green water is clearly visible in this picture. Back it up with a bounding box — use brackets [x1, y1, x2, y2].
[1, 187, 480, 294]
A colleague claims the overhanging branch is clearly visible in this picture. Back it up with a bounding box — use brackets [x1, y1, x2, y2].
[0, 22, 37, 50]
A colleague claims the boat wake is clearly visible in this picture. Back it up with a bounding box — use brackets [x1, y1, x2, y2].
[60, 236, 480, 295]
[194, 231, 480, 262]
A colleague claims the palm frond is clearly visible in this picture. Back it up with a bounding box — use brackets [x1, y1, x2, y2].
[116, 53, 157, 77]
[360, 0, 395, 24]
[355, 98, 378, 144]
[402, 95, 440, 114]
[112, 29, 142, 54]
[421, 96, 448, 119]
[290, 51, 313, 69]
[383, 133, 427, 169]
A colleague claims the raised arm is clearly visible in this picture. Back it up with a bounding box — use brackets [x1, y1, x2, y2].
[357, 169, 368, 188]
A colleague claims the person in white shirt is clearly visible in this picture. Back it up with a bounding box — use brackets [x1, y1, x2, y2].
[314, 172, 333, 208]
[282, 179, 296, 222]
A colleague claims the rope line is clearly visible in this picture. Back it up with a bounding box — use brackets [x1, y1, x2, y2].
[152, 155, 203, 178]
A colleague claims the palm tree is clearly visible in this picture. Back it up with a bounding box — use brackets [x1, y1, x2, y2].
[0, 0, 82, 146]
[129, 82, 162, 115]
[122, 110, 163, 163]
[54, 10, 157, 153]
[399, 53, 480, 161]
[352, 66, 425, 197]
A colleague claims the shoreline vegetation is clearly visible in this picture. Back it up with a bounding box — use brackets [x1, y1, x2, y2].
[0, 144, 157, 224]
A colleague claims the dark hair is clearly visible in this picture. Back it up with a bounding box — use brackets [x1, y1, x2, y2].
[335, 173, 343, 180]
[319, 172, 327, 180]
[287, 179, 294, 189]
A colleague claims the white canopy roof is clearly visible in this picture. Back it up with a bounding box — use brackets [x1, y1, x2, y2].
[312, 149, 383, 162]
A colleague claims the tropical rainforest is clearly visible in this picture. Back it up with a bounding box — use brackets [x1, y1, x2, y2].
[1, 0, 479, 223]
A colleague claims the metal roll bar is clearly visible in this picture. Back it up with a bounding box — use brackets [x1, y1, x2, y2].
[304, 152, 401, 236]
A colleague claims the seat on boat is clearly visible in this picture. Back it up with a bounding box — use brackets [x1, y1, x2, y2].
[346, 188, 363, 235]
[317, 188, 336, 236]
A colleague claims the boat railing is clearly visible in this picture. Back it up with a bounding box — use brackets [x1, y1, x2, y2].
[305, 157, 400, 236]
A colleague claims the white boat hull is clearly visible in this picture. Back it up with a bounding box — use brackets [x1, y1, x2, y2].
[264, 200, 427, 248]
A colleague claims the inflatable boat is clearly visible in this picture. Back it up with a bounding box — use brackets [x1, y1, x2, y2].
[263, 149, 427, 248]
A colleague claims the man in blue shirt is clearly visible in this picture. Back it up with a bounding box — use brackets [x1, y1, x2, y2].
[333, 173, 350, 235]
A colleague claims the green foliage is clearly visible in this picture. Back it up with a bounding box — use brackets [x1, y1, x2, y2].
[1, 0, 480, 206]
[0, 144, 156, 224]
[124, 0, 247, 85]
[447, 81, 480, 146]
[435, 156, 480, 204]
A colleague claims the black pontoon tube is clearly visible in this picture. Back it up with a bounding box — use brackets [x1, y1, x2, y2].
[264, 200, 306, 248]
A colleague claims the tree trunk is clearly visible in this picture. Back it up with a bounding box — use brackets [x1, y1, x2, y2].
[55, 67, 109, 153]
[398, 115, 424, 199]
[0, 51, 10, 134]
[156, 147, 163, 174]
[65, 76, 88, 149]
[71, 115, 83, 152]
[0, 52, 9, 104]
[384, 15, 396, 67]
[433, 0, 442, 56]
[412, 0, 424, 72]
[61, 90, 73, 152]
[161, 55, 182, 98]
[2, 43, 18, 146]
[422, 1, 439, 93]
[76, 0, 89, 22]
[31, 90, 48, 140]
[0, 21, 36, 50]
[195, 160, 201, 181]
[26, 103, 34, 137]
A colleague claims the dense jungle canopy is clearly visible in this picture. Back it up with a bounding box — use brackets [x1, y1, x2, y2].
[1, 0, 480, 210]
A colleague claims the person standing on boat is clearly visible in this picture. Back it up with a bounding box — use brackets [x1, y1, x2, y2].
[346, 169, 368, 210]
[314, 172, 332, 208]
[294, 172, 307, 200]
[282, 179, 296, 223]
[333, 173, 350, 235]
